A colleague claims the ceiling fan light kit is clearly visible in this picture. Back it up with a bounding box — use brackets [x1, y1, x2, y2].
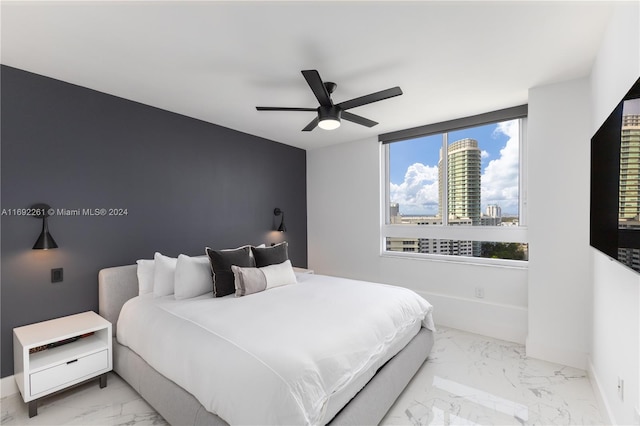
[318, 106, 342, 130]
[256, 70, 402, 132]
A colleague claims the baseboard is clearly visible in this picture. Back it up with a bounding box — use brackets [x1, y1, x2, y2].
[587, 357, 614, 425]
[414, 290, 527, 344]
[1, 375, 18, 398]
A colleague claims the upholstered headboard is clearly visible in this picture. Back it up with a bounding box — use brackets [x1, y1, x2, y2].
[98, 264, 138, 336]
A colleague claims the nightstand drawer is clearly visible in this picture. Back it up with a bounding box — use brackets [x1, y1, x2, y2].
[30, 349, 108, 396]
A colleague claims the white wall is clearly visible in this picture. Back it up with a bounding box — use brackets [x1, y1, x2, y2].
[307, 4, 640, 422]
[526, 77, 592, 370]
[588, 3, 640, 424]
[307, 136, 528, 344]
[590, 250, 639, 425]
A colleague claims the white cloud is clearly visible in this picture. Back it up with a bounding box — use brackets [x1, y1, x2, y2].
[481, 150, 490, 159]
[390, 163, 440, 215]
[482, 120, 520, 214]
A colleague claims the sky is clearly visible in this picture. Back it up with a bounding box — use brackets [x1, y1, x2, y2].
[623, 98, 640, 115]
[389, 120, 520, 216]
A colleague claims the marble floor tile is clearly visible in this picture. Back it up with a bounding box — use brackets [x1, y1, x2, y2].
[0, 373, 167, 426]
[381, 327, 605, 426]
[1, 327, 605, 425]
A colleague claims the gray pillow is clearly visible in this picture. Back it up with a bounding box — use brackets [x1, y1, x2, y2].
[206, 246, 253, 297]
[251, 242, 289, 267]
[231, 266, 267, 297]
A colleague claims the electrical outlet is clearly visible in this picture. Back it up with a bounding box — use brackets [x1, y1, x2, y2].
[474, 287, 484, 298]
[51, 268, 63, 283]
[617, 377, 624, 401]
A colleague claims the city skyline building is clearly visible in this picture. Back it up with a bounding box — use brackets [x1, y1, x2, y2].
[439, 138, 482, 225]
[618, 106, 640, 271]
[619, 112, 640, 221]
[486, 204, 502, 218]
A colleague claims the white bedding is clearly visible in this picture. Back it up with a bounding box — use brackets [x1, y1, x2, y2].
[117, 273, 434, 425]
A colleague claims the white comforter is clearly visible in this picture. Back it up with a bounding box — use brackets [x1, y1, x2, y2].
[117, 273, 434, 425]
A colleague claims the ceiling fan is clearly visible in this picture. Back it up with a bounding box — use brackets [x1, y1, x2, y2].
[256, 70, 402, 131]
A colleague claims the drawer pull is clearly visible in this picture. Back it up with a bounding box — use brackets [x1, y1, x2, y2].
[66, 359, 78, 365]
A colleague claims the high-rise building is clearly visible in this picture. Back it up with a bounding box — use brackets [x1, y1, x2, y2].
[618, 105, 640, 271]
[486, 204, 502, 218]
[389, 202, 399, 217]
[482, 204, 502, 226]
[619, 112, 640, 220]
[438, 138, 482, 225]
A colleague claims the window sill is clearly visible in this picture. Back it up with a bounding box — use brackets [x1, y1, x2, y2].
[382, 224, 528, 242]
[380, 250, 528, 270]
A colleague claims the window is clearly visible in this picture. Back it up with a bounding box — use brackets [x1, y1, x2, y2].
[380, 106, 528, 264]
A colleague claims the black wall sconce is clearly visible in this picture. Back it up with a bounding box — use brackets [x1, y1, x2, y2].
[274, 208, 286, 232]
[32, 203, 58, 250]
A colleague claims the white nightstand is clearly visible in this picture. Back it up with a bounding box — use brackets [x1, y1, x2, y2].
[293, 267, 314, 274]
[13, 311, 113, 417]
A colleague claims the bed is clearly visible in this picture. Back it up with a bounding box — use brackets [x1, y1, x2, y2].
[98, 259, 434, 425]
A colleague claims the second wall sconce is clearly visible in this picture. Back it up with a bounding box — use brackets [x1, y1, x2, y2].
[32, 203, 58, 250]
[273, 208, 286, 232]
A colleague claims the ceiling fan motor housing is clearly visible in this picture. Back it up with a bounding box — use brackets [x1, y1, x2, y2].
[319, 105, 342, 121]
[324, 81, 337, 94]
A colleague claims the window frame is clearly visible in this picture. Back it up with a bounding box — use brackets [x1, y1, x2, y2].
[379, 106, 529, 268]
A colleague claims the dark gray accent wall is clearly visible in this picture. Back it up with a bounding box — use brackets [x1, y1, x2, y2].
[0, 65, 307, 377]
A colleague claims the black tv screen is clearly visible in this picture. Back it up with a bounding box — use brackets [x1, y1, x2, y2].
[590, 77, 640, 272]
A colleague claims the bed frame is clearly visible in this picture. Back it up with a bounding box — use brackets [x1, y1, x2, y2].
[98, 264, 434, 425]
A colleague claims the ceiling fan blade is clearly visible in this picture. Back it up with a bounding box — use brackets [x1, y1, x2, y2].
[256, 107, 317, 111]
[342, 111, 378, 128]
[302, 117, 319, 132]
[337, 87, 403, 110]
[302, 70, 333, 107]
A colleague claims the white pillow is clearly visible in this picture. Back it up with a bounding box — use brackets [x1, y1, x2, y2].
[153, 252, 177, 297]
[174, 254, 213, 300]
[136, 259, 155, 295]
[250, 243, 266, 262]
[262, 259, 297, 289]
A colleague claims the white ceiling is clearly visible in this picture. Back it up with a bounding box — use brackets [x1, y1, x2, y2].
[1, 1, 614, 150]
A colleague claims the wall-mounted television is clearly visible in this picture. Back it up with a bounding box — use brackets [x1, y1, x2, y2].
[590, 77, 640, 272]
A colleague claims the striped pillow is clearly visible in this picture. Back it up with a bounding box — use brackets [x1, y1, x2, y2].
[231, 260, 296, 297]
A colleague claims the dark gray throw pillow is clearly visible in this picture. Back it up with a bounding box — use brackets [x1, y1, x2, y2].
[206, 246, 253, 297]
[251, 242, 289, 267]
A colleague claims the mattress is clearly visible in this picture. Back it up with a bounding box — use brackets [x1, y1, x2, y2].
[117, 272, 434, 425]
